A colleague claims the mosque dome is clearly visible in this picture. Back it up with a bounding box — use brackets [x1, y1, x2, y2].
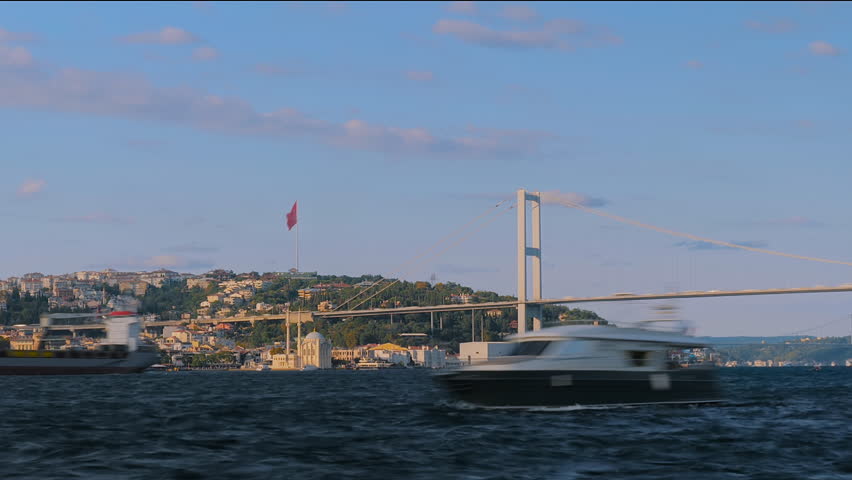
[305, 331, 326, 341]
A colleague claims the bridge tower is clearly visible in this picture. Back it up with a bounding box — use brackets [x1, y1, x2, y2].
[517, 189, 543, 333]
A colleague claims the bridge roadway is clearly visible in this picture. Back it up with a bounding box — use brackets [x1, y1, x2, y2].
[22, 285, 852, 330]
[313, 285, 852, 319]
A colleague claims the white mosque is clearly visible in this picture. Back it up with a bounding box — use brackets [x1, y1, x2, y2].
[271, 330, 332, 370]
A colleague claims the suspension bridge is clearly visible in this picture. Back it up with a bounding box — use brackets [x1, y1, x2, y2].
[26, 188, 852, 337]
[308, 189, 852, 335]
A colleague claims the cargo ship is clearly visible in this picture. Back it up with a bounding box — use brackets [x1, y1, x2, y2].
[0, 311, 159, 375]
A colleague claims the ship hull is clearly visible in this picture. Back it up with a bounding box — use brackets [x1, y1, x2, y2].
[0, 351, 159, 375]
[434, 368, 722, 407]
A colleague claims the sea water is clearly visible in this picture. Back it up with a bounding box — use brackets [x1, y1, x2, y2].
[1, 368, 850, 479]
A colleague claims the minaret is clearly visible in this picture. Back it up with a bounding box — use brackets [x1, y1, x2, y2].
[286, 315, 291, 366]
[297, 318, 302, 369]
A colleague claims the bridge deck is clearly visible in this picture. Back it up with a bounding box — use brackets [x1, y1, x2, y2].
[17, 285, 852, 329]
[314, 285, 852, 318]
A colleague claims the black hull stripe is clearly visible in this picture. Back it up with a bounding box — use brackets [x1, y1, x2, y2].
[434, 369, 722, 406]
[451, 399, 726, 410]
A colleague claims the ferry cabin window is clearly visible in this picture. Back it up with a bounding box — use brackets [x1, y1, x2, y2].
[549, 340, 594, 358]
[510, 341, 551, 356]
[627, 350, 650, 367]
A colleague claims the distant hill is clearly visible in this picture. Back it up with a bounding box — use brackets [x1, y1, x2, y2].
[699, 336, 852, 365]
[696, 336, 834, 345]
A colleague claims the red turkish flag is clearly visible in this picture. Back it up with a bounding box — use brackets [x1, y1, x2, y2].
[286, 201, 298, 230]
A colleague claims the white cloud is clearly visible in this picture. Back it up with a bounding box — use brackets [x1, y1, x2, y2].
[192, 46, 219, 61]
[0, 44, 33, 67]
[447, 1, 477, 14]
[0, 58, 554, 159]
[685, 59, 704, 70]
[745, 19, 796, 33]
[102, 255, 215, 271]
[0, 27, 37, 43]
[540, 190, 609, 208]
[405, 70, 434, 82]
[809, 41, 841, 56]
[16, 179, 45, 197]
[433, 18, 620, 51]
[463, 190, 608, 207]
[500, 5, 537, 22]
[119, 27, 200, 45]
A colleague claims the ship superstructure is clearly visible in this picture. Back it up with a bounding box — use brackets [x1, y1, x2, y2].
[0, 311, 158, 375]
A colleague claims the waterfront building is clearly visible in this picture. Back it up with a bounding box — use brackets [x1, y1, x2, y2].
[409, 346, 448, 368]
[331, 346, 369, 363]
[271, 353, 297, 369]
[301, 331, 332, 369]
[369, 343, 411, 366]
[10, 332, 42, 350]
[272, 331, 333, 369]
[332, 348, 354, 363]
[459, 342, 516, 365]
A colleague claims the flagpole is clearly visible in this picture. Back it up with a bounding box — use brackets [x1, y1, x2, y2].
[296, 221, 300, 272]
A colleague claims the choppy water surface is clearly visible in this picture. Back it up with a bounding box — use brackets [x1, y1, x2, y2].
[1, 368, 851, 479]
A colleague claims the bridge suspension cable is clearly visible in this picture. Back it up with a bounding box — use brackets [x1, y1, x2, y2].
[785, 316, 851, 337]
[332, 199, 512, 311]
[555, 198, 852, 267]
[344, 202, 517, 312]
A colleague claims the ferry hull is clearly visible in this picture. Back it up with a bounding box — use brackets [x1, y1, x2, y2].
[0, 351, 160, 375]
[434, 368, 721, 407]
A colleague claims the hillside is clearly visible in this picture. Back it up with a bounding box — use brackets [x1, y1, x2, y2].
[138, 272, 604, 353]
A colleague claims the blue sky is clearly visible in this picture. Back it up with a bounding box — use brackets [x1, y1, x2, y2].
[2, 1, 851, 336]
